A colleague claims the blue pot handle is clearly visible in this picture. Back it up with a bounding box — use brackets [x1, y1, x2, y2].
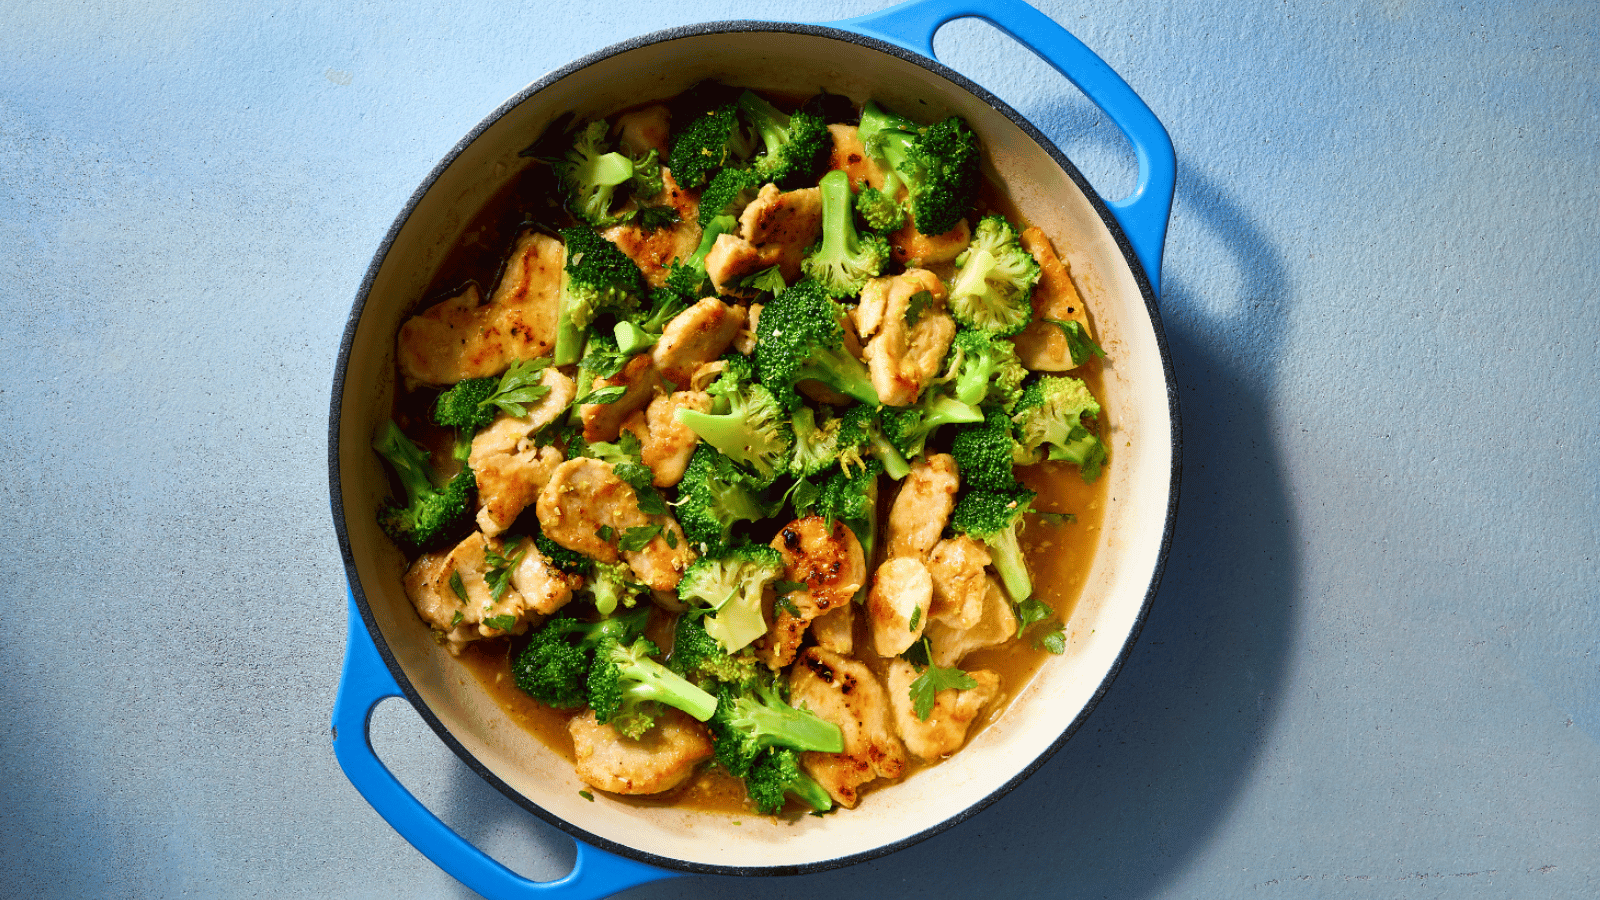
[828, 0, 1175, 296]
[331, 593, 677, 899]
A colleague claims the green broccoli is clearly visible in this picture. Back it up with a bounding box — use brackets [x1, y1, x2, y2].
[372, 420, 475, 553]
[754, 278, 880, 411]
[948, 486, 1036, 605]
[614, 286, 691, 356]
[854, 183, 905, 233]
[530, 520, 592, 576]
[667, 103, 753, 190]
[554, 120, 637, 227]
[836, 403, 910, 480]
[1010, 375, 1107, 482]
[858, 101, 980, 237]
[677, 544, 785, 653]
[942, 328, 1027, 409]
[815, 458, 883, 573]
[670, 612, 762, 689]
[674, 444, 770, 552]
[432, 378, 498, 434]
[710, 672, 843, 778]
[801, 169, 890, 298]
[948, 408, 1022, 492]
[587, 636, 720, 739]
[584, 560, 647, 617]
[675, 377, 792, 486]
[510, 608, 650, 709]
[745, 747, 834, 815]
[663, 213, 740, 302]
[787, 405, 843, 479]
[737, 91, 830, 189]
[878, 391, 985, 461]
[433, 359, 556, 460]
[698, 166, 763, 227]
[947, 214, 1041, 337]
[555, 226, 646, 365]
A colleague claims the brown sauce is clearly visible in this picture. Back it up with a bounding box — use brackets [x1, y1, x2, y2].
[403, 92, 1112, 817]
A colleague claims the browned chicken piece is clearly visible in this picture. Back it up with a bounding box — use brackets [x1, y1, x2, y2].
[885, 660, 1002, 761]
[889, 216, 970, 270]
[884, 453, 960, 559]
[621, 390, 710, 488]
[535, 458, 651, 563]
[612, 103, 671, 157]
[569, 708, 714, 795]
[1010, 226, 1095, 372]
[397, 231, 563, 385]
[600, 168, 701, 288]
[704, 183, 824, 295]
[789, 647, 908, 809]
[403, 532, 574, 654]
[854, 269, 957, 407]
[866, 557, 933, 657]
[827, 123, 889, 189]
[810, 601, 854, 655]
[621, 514, 696, 593]
[925, 535, 991, 630]
[471, 443, 564, 537]
[925, 576, 1018, 668]
[506, 535, 584, 615]
[755, 516, 867, 669]
[580, 353, 662, 443]
[650, 298, 744, 388]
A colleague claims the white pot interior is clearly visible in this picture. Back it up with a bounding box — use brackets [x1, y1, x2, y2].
[333, 24, 1175, 872]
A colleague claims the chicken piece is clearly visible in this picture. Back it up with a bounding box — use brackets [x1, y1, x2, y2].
[535, 458, 651, 563]
[469, 369, 577, 456]
[827, 123, 889, 190]
[600, 168, 701, 288]
[612, 103, 671, 157]
[650, 299, 744, 389]
[925, 535, 991, 630]
[756, 516, 867, 669]
[866, 557, 933, 657]
[885, 660, 1002, 761]
[810, 601, 854, 655]
[889, 216, 970, 270]
[854, 269, 956, 407]
[704, 184, 824, 295]
[569, 708, 714, 795]
[789, 647, 908, 809]
[621, 390, 710, 488]
[621, 514, 696, 593]
[507, 535, 583, 615]
[403, 532, 558, 654]
[1010, 227, 1096, 372]
[884, 453, 960, 559]
[397, 231, 563, 385]
[581, 353, 662, 443]
[472, 443, 564, 537]
[925, 576, 1018, 668]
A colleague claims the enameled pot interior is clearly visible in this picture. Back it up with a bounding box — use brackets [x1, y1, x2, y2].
[334, 24, 1174, 873]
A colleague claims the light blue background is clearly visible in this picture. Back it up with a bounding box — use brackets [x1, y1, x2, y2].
[2, 0, 1595, 897]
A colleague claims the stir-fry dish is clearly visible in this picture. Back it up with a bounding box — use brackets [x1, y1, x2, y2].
[376, 84, 1110, 815]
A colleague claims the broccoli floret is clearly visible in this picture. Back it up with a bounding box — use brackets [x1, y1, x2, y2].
[627, 147, 664, 200]
[675, 444, 770, 552]
[835, 403, 910, 480]
[710, 672, 843, 777]
[737, 91, 830, 189]
[754, 279, 880, 411]
[510, 608, 650, 709]
[815, 458, 883, 571]
[801, 169, 890, 298]
[554, 120, 637, 227]
[745, 747, 834, 815]
[663, 213, 740, 302]
[858, 101, 980, 237]
[949, 408, 1022, 492]
[947, 215, 1041, 337]
[372, 421, 475, 553]
[948, 486, 1036, 605]
[879, 391, 985, 461]
[613, 286, 691, 355]
[667, 103, 753, 190]
[432, 377, 499, 434]
[555, 226, 646, 364]
[585, 560, 647, 617]
[677, 544, 785, 653]
[531, 521, 592, 575]
[943, 328, 1028, 409]
[1010, 376, 1107, 482]
[675, 380, 793, 486]
[854, 183, 905, 233]
[787, 405, 842, 479]
[588, 636, 720, 739]
[698, 166, 763, 226]
[670, 613, 762, 689]
[434, 359, 557, 460]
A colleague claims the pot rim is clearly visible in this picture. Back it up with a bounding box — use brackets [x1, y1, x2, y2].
[329, 17, 1181, 877]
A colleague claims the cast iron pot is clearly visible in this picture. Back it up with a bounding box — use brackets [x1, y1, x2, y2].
[329, 0, 1179, 895]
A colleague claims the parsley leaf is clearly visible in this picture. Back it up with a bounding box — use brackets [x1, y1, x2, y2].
[907, 639, 978, 720]
[1016, 598, 1054, 632]
[482, 542, 528, 602]
[596, 525, 616, 543]
[483, 358, 553, 418]
[739, 265, 787, 295]
[483, 614, 517, 632]
[576, 385, 627, 406]
[618, 524, 662, 552]
[448, 570, 468, 604]
[1043, 318, 1106, 366]
[449, 610, 463, 627]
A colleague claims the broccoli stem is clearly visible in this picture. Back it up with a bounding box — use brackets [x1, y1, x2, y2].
[866, 427, 911, 480]
[554, 305, 586, 366]
[626, 661, 720, 722]
[373, 421, 437, 502]
[987, 525, 1033, 606]
[787, 772, 835, 813]
[794, 348, 880, 407]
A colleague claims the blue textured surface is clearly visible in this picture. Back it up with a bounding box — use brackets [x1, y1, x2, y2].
[2, 1, 1596, 898]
